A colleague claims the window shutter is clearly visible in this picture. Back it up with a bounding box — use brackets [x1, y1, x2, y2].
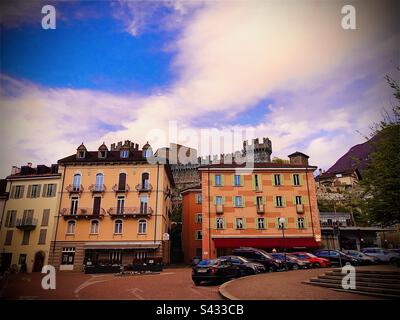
[36, 185, 41, 198]
[11, 211, 17, 227]
[262, 196, 266, 205]
[254, 196, 257, 205]
[275, 218, 280, 229]
[302, 196, 308, 205]
[299, 174, 304, 186]
[273, 196, 277, 207]
[241, 196, 244, 207]
[231, 175, 235, 186]
[213, 218, 217, 229]
[282, 196, 286, 207]
[271, 174, 276, 186]
[293, 196, 297, 205]
[20, 186, 25, 198]
[52, 184, 57, 197]
[296, 218, 299, 229]
[10, 186, 16, 199]
[240, 175, 244, 186]
[5, 211, 11, 227]
[243, 218, 247, 229]
[209, 196, 214, 204]
[265, 218, 268, 229]
[221, 174, 225, 186]
[222, 196, 226, 205]
[252, 175, 256, 190]
[27, 185, 32, 198]
[211, 174, 215, 186]
[285, 219, 288, 229]
[291, 174, 294, 186]
[42, 209, 50, 226]
[223, 218, 227, 229]
[280, 174, 284, 185]
[304, 217, 308, 228]
[38, 229, 47, 244]
[42, 184, 48, 197]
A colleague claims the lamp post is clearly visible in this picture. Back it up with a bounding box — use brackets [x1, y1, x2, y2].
[279, 217, 287, 270]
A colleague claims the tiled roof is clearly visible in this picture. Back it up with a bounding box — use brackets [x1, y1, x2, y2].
[58, 150, 146, 164]
[199, 162, 317, 169]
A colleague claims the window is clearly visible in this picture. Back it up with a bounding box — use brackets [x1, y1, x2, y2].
[4, 230, 13, 245]
[234, 196, 243, 207]
[19, 254, 27, 265]
[22, 230, 30, 245]
[293, 174, 300, 186]
[195, 193, 202, 204]
[22, 210, 34, 224]
[216, 217, 224, 229]
[254, 174, 260, 190]
[257, 218, 266, 229]
[41, 209, 50, 226]
[92, 197, 101, 215]
[275, 196, 284, 207]
[273, 174, 281, 186]
[90, 220, 99, 234]
[117, 196, 125, 214]
[118, 173, 126, 190]
[12, 185, 24, 199]
[297, 218, 305, 229]
[195, 230, 202, 240]
[234, 175, 241, 186]
[215, 196, 223, 205]
[141, 172, 150, 189]
[144, 148, 152, 158]
[28, 184, 41, 198]
[78, 150, 85, 158]
[295, 196, 302, 205]
[61, 247, 75, 265]
[140, 195, 148, 214]
[73, 174, 81, 190]
[99, 150, 106, 158]
[235, 218, 245, 229]
[138, 219, 147, 234]
[277, 218, 287, 229]
[121, 149, 129, 158]
[67, 221, 76, 234]
[70, 197, 79, 215]
[256, 196, 263, 207]
[195, 213, 202, 224]
[215, 174, 222, 186]
[114, 220, 123, 234]
[95, 173, 104, 190]
[44, 184, 57, 197]
[5, 210, 17, 227]
[38, 229, 47, 244]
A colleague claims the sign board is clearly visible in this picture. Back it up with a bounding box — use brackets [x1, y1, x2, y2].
[162, 233, 170, 241]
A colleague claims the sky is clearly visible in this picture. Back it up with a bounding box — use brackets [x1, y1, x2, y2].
[0, 0, 399, 177]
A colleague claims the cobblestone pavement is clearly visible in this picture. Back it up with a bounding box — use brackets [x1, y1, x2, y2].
[0, 267, 221, 300]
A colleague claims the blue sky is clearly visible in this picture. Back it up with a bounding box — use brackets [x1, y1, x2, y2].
[0, 0, 398, 177]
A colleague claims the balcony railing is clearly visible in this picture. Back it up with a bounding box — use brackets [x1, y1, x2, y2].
[112, 184, 130, 193]
[256, 204, 264, 214]
[60, 207, 106, 220]
[89, 184, 106, 193]
[107, 206, 153, 218]
[216, 204, 224, 214]
[135, 182, 153, 192]
[296, 204, 304, 214]
[65, 184, 84, 194]
[16, 218, 38, 230]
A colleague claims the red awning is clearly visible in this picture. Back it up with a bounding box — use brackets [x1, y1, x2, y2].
[213, 237, 319, 249]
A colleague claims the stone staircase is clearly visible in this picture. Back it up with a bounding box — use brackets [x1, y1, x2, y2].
[303, 268, 400, 299]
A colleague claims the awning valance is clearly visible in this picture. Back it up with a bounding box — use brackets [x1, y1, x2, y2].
[213, 237, 319, 249]
[84, 241, 161, 250]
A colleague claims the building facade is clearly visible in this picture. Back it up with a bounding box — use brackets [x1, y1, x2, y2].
[49, 141, 174, 271]
[198, 152, 322, 259]
[181, 187, 202, 264]
[0, 164, 61, 273]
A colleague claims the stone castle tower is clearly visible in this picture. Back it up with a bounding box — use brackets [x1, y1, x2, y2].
[242, 137, 272, 163]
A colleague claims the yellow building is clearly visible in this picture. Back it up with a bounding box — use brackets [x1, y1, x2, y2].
[0, 164, 61, 273]
[49, 141, 174, 271]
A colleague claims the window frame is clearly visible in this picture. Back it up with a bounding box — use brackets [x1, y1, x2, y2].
[67, 220, 76, 234]
[114, 219, 123, 234]
[90, 220, 100, 234]
[138, 219, 147, 234]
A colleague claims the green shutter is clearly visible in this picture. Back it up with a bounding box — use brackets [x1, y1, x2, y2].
[223, 218, 227, 229]
[211, 174, 215, 186]
[221, 175, 225, 186]
[299, 174, 304, 186]
[263, 196, 266, 205]
[285, 219, 288, 229]
[210, 196, 214, 204]
[265, 218, 268, 229]
[20, 186, 25, 198]
[10, 186, 16, 199]
[213, 218, 217, 229]
[290, 174, 294, 186]
[302, 196, 308, 205]
[52, 184, 57, 197]
[272, 174, 276, 186]
[240, 175, 244, 186]
[252, 175, 256, 190]
[273, 196, 277, 207]
[296, 218, 299, 229]
[36, 185, 41, 198]
[254, 196, 258, 205]
[241, 196, 244, 207]
[42, 184, 48, 197]
[222, 196, 226, 205]
[304, 217, 308, 228]
[275, 218, 280, 229]
[280, 174, 284, 185]
[232, 175, 235, 186]
[282, 196, 286, 207]
[27, 185, 32, 198]
[243, 218, 247, 229]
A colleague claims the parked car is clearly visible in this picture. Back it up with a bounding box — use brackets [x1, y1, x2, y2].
[343, 250, 379, 265]
[389, 249, 400, 255]
[191, 256, 201, 266]
[271, 253, 311, 270]
[361, 247, 400, 263]
[313, 249, 360, 266]
[219, 255, 266, 275]
[292, 252, 331, 268]
[192, 258, 240, 285]
[232, 247, 284, 272]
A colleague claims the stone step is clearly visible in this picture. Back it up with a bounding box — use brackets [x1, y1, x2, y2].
[319, 274, 400, 284]
[328, 271, 400, 280]
[305, 279, 400, 296]
[310, 277, 400, 290]
[332, 268, 400, 276]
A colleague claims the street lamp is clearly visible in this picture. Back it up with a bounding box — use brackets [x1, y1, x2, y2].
[279, 217, 287, 270]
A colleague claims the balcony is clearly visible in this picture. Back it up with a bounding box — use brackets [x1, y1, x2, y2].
[16, 218, 38, 230]
[256, 204, 265, 214]
[135, 182, 153, 193]
[112, 184, 130, 194]
[296, 204, 304, 214]
[89, 184, 106, 194]
[66, 184, 84, 194]
[216, 204, 224, 214]
[60, 207, 106, 220]
[108, 206, 153, 219]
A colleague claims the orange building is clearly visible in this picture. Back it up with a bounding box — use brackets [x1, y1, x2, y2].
[49, 141, 174, 271]
[181, 186, 202, 264]
[198, 152, 322, 259]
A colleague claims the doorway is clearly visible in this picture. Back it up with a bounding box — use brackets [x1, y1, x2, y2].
[33, 251, 45, 272]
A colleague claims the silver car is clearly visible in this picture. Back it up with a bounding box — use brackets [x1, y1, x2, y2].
[361, 247, 400, 263]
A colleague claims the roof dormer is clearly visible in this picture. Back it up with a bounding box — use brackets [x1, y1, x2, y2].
[76, 143, 87, 159]
[98, 142, 108, 159]
[143, 142, 153, 158]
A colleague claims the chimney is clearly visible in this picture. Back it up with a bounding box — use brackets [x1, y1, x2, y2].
[27, 162, 32, 167]
[288, 152, 309, 166]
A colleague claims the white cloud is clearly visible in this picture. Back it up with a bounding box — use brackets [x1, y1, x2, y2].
[0, 0, 398, 176]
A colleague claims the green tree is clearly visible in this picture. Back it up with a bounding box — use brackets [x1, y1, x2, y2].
[360, 70, 400, 225]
